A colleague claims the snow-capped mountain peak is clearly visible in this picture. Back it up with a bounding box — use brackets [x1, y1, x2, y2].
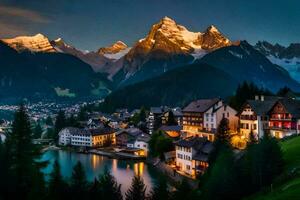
[206, 25, 219, 33]
[1, 33, 56, 52]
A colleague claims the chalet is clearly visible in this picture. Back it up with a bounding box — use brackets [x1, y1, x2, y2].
[175, 137, 214, 177]
[182, 98, 238, 141]
[268, 98, 300, 138]
[58, 127, 116, 147]
[237, 96, 278, 139]
[116, 127, 144, 146]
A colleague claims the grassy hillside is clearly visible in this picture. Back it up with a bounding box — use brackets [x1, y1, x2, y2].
[245, 136, 300, 200]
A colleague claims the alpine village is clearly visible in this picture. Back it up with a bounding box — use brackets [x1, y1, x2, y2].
[0, 4, 300, 200]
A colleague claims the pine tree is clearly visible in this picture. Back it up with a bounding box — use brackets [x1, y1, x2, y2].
[67, 114, 78, 127]
[88, 178, 101, 200]
[78, 106, 88, 121]
[167, 111, 178, 126]
[70, 161, 88, 200]
[33, 123, 43, 139]
[216, 117, 230, 144]
[54, 110, 66, 141]
[0, 138, 9, 199]
[149, 178, 169, 200]
[47, 160, 68, 200]
[125, 176, 146, 200]
[171, 180, 194, 200]
[5, 104, 46, 199]
[45, 116, 53, 126]
[98, 169, 123, 200]
[245, 135, 284, 189]
[202, 146, 241, 200]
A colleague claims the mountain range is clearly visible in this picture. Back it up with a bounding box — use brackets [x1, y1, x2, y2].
[0, 16, 299, 104]
[255, 41, 300, 83]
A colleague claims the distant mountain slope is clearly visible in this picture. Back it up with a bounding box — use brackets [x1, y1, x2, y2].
[199, 41, 300, 92]
[0, 41, 111, 103]
[255, 41, 300, 83]
[100, 63, 238, 112]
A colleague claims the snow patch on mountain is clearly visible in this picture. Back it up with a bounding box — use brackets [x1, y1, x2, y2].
[1, 33, 56, 52]
[103, 47, 131, 60]
[267, 55, 300, 82]
[229, 50, 243, 59]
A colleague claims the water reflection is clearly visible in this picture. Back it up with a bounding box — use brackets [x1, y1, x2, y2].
[42, 150, 157, 194]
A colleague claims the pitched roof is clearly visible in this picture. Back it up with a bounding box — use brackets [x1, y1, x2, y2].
[89, 127, 116, 136]
[159, 125, 182, 132]
[183, 98, 220, 113]
[116, 127, 144, 137]
[175, 137, 207, 149]
[273, 98, 300, 118]
[246, 100, 277, 115]
[237, 97, 279, 116]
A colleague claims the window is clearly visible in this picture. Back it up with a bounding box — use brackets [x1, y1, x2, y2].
[227, 112, 229, 118]
[253, 124, 257, 130]
[186, 165, 190, 170]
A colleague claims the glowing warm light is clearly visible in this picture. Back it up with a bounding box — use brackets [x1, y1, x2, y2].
[112, 159, 117, 171]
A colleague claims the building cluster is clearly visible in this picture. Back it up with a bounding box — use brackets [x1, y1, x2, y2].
[57, 95, 300, 178]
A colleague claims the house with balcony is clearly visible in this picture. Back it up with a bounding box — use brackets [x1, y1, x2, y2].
[237, 96, 278, 139]
[182, 98, 238, 141]
[175, 137, 214, 177]
[268, 98, 300, 138]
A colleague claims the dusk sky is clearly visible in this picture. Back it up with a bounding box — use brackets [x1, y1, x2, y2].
[0, 0, 299, 51]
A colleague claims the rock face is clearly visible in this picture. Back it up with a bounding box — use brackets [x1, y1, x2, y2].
[51, 38, 113, 73]
[1, 33, 56, 52]
[255, 41, 300, 83]
[98, 40, 127, 54]
[115, 16, 232, 86]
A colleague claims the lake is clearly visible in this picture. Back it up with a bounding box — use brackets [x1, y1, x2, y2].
[41, 150, 159, 194]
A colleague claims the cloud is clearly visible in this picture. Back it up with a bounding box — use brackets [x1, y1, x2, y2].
[0, 5, 51, 37]
[0, 5, 50, 23]
[0, 21, 30, 38]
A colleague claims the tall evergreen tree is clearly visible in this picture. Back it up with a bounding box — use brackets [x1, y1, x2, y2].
[78, 106, 88, 121]
[45, 116, 53, 126]
[88, 178, 101, 200]
[125, 176, 146, 200]
[4, 104, 46, 199]
[171, 180, 198, 200]
[54, 110, 66, 140]
[47, 160, 68, 200]
[202, 145, 241, 200]
[244, 135, 284, 189]
[167, 111, 178, 126]
[98, 169, 123, 200]
[70, 161, 88, 200]
[149, 178, 170, 200]
[67, 114, 78, 127]
[33, 123, 43, 139]
[216, 117, 230, 144]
